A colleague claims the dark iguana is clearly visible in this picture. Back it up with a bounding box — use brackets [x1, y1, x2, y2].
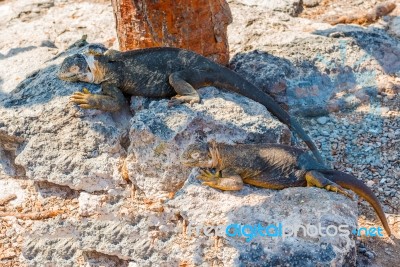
[57, 47, 324, 164]
[181, 141, 391, 236]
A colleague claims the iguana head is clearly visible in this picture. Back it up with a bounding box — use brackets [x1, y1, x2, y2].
[57, 54, 94, 83]
[181, 142, 212, 168]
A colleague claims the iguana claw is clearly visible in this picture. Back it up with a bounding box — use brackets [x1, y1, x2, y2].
[305, 170, 354, 200]
[197, 169, 220, 181]
[325, 184, 355, 200]
[70, 88, 97, 109]
[168, 95, 200, 107]
[201, 177, 243, 191]
[196, 168, 243, 191]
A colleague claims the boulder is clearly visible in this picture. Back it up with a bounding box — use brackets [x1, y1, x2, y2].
[2, 0, 397, 265]
[126, 87, 289, 197]
[0, 45, 131, 192]
[228, 8, 400, 116]
[231, 0, 303, 16]
[22, 177, 357, 266]
[0, 43, 357, 266]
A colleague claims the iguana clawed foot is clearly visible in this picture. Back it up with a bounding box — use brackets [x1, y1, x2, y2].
[197, 169, 243, 191]
[305, 171, 354, 200]
[197, 169, 220, 181]
[70, 88, 98, 109]
[168, 94, 200, 107]
[324, 184, 354, 200]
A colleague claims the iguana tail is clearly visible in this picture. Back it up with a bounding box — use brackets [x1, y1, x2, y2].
[212, 66, 324, 164]
[320, 170, 391, 236]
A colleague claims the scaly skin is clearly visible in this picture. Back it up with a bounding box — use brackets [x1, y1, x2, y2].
[57, 46, 324, 164]
[181, 141, 391, 236]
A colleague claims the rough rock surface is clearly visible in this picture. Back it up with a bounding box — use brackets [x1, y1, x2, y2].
[126, 88, 288, 197]
[0, 47, 131, 191]
[0, 0, 117, 95]
[228, 2, 400, 116]
[0, 41, 358, 265]
[231, 0, 303, 16]
[22, 179, 357, 266]
[1, 0, 399, 266]
[303, 0, 322, 8]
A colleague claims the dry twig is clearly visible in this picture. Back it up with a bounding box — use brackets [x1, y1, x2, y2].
[0, 194, 17, 206]
[0, 210, 63, 220]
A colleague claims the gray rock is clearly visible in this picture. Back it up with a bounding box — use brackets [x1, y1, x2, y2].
[229, 25, 400, 116]
[0, 0, 117, 95]
[365, 251, 375, 259]
[366, 180, 375, 187]
[303, 0, 322, 7]
[230, 0, 303, 16]
[389, 17, 400, 39]
[126, 87, 289, 197]
[0, 47, 358, 266]
[317, 116, 329, 125]
[22, 181, 358, 266]
[1, 0, 384, 265]
[0, 130, 25, 177]
[0, 51, 131, 192]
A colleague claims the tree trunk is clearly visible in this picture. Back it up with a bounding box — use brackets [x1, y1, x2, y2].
[111, 0, 232, 65]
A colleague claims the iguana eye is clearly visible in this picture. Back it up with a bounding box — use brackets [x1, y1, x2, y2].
[191, 152, 200, 159]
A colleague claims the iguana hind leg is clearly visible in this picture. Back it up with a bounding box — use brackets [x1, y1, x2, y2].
[305, 170, 354, 199]
[197, 168, 243, 191]
[168, 69, 213, 106]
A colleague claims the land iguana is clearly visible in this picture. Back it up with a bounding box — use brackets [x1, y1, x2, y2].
[181, 141, 391, 236]
[57, 46, 324, 164]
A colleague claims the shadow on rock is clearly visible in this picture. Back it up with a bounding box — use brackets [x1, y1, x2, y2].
[0, 77, 5, 99]
[230, 50, 368, 117]
[0, 63, 99, 109]
[313, 25, 400, 75]
[0, 46, 37, 61]
[0, 42, 109, 109]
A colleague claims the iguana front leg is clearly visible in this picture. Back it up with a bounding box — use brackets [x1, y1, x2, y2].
[197, 168, 243, 191]
[305, 170, 354, 199]
[70, 83, 126, 112]
[197, 169, 220, 181]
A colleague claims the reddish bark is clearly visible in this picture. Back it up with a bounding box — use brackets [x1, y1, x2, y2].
[111, 0, 232, 65]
